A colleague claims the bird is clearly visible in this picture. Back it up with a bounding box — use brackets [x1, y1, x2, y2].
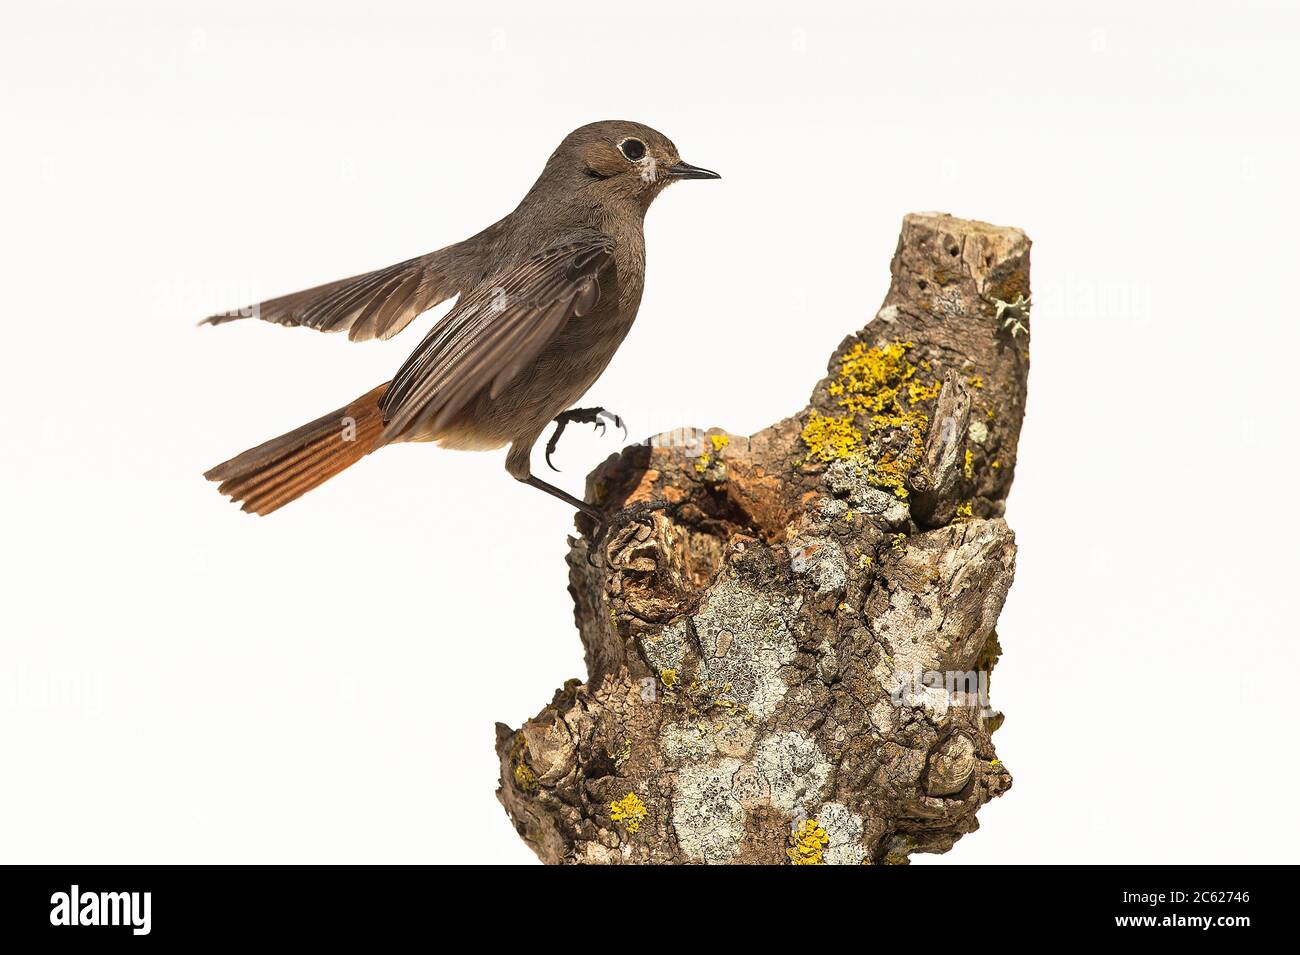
[202, 120, 719, 521]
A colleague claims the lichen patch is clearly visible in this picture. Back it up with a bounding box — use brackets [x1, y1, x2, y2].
[755, 731, 831, 812]
[640, 619, 690, 674]
[693, 579, 797, 719]
[787, 818, 829, 864]
[788, 537, 848, 596]
[610, 791, 648, 834]
[660, 720, 718, 763]
[817, 801, 867, 865]
[671, 758, 745, 863]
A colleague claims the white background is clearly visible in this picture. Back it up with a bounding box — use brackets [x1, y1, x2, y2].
[2, 0, 1296, 864]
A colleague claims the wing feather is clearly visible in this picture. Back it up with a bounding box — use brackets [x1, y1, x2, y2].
[201, 250, 468, 342]
[380, 231, 615, 441]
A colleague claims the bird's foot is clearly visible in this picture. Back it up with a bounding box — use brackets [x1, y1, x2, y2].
[586, 498, 674, 568]
[545, 406, 628, 472]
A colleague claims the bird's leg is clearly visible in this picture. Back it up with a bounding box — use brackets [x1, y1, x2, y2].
[582, 497, 678, 569]
[523, 474, 605, 523]
[545, 406, 628, 472]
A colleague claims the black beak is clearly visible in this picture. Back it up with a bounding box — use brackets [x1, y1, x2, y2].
[667, 161, 721, 180]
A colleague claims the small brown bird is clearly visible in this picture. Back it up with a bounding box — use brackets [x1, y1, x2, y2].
[203, 121, 718, 519]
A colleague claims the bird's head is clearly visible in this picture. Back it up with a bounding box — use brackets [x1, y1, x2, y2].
[537, 120, 720, 210]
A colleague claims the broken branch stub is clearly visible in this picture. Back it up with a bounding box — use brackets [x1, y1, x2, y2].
[495, 212, 1031, 864]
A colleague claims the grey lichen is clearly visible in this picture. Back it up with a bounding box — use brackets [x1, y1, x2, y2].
[671, 758, 745, 864]
[640, 619, 690, 674]
[993, 293, 1030, 337]
[788, 537, 848, 596]
[693, 578, 797, 719]
[660, 720, 717, 763]
[754, 730, 831, 813]
[824, 459, 910, 528]
[817, 497, 850, 522]
[817, 801, 867, 865]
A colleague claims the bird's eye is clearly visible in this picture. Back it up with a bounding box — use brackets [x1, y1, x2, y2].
[619, 138, 646, 162]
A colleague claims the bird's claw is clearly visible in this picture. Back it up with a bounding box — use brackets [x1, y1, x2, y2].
[545, 406, 629, 473]
[586, 498, 673, 568]
[601, 410, 628, 442]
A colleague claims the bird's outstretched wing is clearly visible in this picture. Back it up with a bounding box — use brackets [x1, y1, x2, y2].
[200, 246, 477, 342]
[380, 230, 615, 441]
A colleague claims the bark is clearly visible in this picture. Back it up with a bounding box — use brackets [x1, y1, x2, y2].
[495, 213, 1031, 864]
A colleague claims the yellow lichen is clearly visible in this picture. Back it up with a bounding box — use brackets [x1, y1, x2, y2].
[836, 340, 916, 416]
[963, 449, 974, 480]
[968, 374, 985, 389]
[865, 408, 928, 499]
[890, 533, 906, 552]
[513, 763, 537, 792]
[510, 736, 537, 792]
[660, 668, 679, 688]
[800, 412, 863, 462]
[788, 819, 829, 865]
[907, 378, 943, 404]
[709, 433, 730, 451]
[954, 500, 973, 520]
[694, 451, 711, 473]
[800, 340, 940, 499]
[610, 791, 648, 834]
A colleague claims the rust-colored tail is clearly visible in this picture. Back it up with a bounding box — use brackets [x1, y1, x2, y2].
[205, 383, 389, 515]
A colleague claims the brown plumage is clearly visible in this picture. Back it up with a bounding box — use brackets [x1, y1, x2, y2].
[203, 384, 388, 515]
[203, 121, 718, 516]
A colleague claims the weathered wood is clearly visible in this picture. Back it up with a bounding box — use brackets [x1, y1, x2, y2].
[496, 213, 1031, 864]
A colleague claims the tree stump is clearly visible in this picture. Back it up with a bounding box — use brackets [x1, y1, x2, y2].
[495, 213, 1030, 864]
